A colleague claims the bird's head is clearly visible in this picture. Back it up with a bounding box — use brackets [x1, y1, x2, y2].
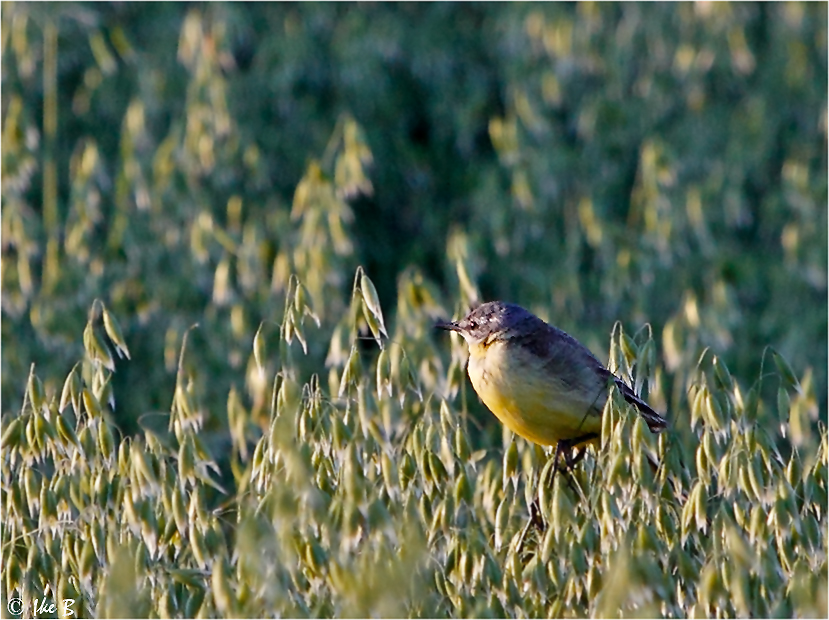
[435, 301, 532, 346]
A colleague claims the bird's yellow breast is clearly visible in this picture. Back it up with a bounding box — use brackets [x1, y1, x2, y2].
[466, 340, 603, 447]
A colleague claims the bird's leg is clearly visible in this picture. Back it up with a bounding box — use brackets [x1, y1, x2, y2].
[551, 439, 569, 476]
[550, 439, 579, 494]
[523, 434, 601, 542]
[551, 433, 599, 492]
[560, 433, 599, 469]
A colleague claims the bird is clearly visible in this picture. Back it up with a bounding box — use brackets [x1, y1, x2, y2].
[436, 301, 667, 468]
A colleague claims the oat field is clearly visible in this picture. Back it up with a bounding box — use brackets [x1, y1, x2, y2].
[2, 4, 826, 618]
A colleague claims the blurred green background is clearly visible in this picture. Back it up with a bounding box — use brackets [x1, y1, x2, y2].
[2, 1, 826, 437]
[2, 4, 828, 618]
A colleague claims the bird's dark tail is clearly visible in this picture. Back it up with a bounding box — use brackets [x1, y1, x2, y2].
[614, 378, 668, 433]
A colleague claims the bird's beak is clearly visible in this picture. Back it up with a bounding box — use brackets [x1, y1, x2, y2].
[435, 320, 461, 332]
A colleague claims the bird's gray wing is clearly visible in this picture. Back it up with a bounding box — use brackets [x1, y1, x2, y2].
[510, 319, 610, 414]
[512, 318, 668, 433]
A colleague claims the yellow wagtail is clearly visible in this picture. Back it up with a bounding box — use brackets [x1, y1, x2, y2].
[437, 301, 667, 465]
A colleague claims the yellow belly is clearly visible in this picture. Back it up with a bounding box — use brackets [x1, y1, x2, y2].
[467, 341, 603, 446]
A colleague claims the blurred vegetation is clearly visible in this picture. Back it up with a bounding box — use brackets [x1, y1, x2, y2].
[1, 2, 827, 618]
